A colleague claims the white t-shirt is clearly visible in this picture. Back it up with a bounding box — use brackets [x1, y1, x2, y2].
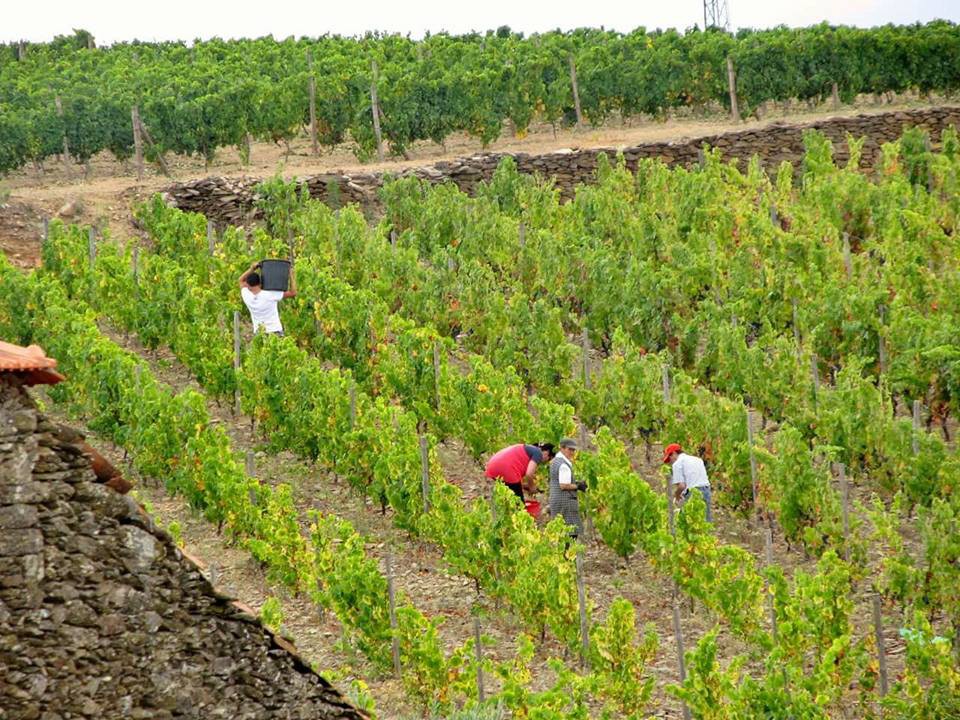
[241, 287, 285, 333]
[558, 455, 573, 486]
[671, 453, 710, 490]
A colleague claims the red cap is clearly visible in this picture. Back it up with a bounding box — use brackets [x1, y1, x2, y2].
[662, 443, 682, 464]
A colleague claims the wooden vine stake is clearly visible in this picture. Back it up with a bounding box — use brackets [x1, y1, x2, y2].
[348, 381, 357, 429]
[725, 56, 739, 120]
[207, 219, 216, 255]
[134, 114, 172, 177]
[243, 133, 253, 167]
[810, 353, 820, 409]
[132, 246, 140, 298]
[54, 95, 72, 178]
[665, 475, 677, 537]
[837, 463, 851, 562]
[487, 485, 503, 600]
[41, 216, 51, 263]
[245, 450, 258, 506]
[128, 365, 144, 464]
[87, 227, 96, 268]
[386, 551, 402, 677]
[672, 597, 692, 720]
[842, 232, 853, 279]
[419, 435, 431, 513]
[581, 328, 591, 389]
[370, 59, 385, 163]
[831, 82, 841, 110]
[746, 407, 759, 515]
[878, 305, 887, 375]
[568, 53, 583, 129]
[764, 529, 778, 641]
[518, 219, 526, 248]
[579, 423, 593, 541]
[708, 237, 722, 303]
[665, 467, 694, 696]
[306, 50, 319, 156]
[233, 311, 241, 415]
[432, 342, 441, 410]
[912, 400, 922, 455]
[131, 106, 144, 181]
[575, 550, 589, 669]
[872, 595, 889, 698]
[792, 299, 801, 351]
[473, 616, 486, 702]
[662, 364, 671, 405]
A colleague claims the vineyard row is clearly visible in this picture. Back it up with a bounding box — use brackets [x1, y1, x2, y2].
[14, 217, 953, 720]
[2, 22, 959, 173]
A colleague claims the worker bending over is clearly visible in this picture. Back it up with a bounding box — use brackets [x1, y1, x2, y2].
[663, 442, 712, 522]
[485, 442, 555, 502]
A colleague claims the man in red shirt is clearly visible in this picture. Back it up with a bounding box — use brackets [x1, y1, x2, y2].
[485, 443, 555, 502]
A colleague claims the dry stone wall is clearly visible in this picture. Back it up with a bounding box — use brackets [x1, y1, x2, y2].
[0, 375, 366, 720]
[165, 105, 960, 227]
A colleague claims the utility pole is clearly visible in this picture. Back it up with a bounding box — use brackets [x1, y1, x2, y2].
[704, 0, 731, 30]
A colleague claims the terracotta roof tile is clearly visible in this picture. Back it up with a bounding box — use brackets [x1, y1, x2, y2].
[0, 341, 65, 385]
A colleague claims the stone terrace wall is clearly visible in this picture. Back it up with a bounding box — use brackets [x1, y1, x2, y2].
[165, 105, 960, 227]
[0, 375, 366, 720]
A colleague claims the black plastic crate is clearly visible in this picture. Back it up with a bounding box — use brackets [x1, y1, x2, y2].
[259, 259, 291, 292]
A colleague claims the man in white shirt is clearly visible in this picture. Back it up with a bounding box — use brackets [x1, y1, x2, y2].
[239, 261, 297, 336]
[663, 443, 712, 522]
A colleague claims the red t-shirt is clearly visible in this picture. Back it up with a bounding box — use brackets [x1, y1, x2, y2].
[485, 444, 543, 485]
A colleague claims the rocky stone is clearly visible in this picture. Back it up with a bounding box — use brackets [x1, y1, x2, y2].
[143, 610, 163, 633]
[44, 581, 79, 603]
[212, 656, 236, 675]
[0, 502, 39, 529]
[64, 599, 98, 627]
[120, 524, 158, 571]
[98, 613, 125, 635]
[0, 528, 43, 556]
[0, 376, 366, 720]
[11, 409, 37, 433]
[28, 674, 49, 698]
[57, 199, 83, 219]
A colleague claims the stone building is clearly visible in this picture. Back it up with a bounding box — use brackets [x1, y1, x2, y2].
[0, 342, 366, 720]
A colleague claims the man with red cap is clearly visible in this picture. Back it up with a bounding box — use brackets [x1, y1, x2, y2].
[663, 443, 712, 522]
